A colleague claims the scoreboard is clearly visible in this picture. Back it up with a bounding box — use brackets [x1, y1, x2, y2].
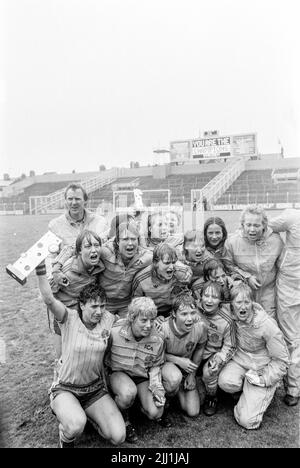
[170, 133, 257, 162]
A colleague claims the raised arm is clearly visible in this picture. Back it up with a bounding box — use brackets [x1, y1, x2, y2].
[268, 209, 291, 233]
[36, 262, 67, 322]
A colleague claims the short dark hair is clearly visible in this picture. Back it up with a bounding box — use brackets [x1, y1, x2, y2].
[75, 230, 102, 256]
[78, 283, 106, 306]
[152, 243, 177, 265]
[172, 292, 197, 314]
[64, 183, 88, 202]
[201, 280, 224, 301]
[203, 258, 225, 281]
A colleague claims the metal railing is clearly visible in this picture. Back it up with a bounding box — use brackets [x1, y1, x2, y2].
[29, 168, 120, 214]
[191, 156, 247, 210]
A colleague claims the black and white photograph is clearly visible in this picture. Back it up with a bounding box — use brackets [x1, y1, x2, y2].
[0, 0, 299, 452]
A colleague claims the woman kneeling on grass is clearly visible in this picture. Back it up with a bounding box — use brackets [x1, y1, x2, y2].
[36, 261, 126, 448]
[159, 292, 207, 418]
[218, 283, 290, 430]
[198, 281, 236, 416]
[105, 297, 166, 443]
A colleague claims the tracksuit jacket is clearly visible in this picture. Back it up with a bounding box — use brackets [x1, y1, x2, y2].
[99, 241, 153, 317]
[269, 208, 300, 397]
[224, 227, 283, 317]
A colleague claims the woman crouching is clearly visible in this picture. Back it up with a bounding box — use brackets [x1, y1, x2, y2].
[218, 283, 290, 430]
[105, 297, 166, 443]
[36, 261, 125, 448]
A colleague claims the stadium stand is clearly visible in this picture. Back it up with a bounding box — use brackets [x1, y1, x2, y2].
[216, 169, 300, 205]
[89, 172, 220, 207]
[1, 154, 299, 214]
[1, 181, 76, 201]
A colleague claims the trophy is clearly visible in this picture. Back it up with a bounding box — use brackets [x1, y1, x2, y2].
[6, 231, 62, 285]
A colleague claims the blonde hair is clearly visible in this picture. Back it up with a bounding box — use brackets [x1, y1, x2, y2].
[127, 297, 157, 323]
[240, 204, 268, 229]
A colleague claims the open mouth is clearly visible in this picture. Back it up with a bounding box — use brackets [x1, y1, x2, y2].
[90, 253, 99, 261]
[195, 252, 203, 257]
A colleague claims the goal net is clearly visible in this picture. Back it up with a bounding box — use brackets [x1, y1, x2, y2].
[112, 188, 184, 238]
[113, 189, 171, 211]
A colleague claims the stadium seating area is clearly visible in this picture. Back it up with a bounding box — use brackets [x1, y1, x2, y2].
[1, 181, 80, 204]
[1, 163, 299, 212]
[216, 169, 300, 205]
[89, 172, 219, 205]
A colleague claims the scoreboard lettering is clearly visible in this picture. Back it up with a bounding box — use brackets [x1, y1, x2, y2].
[170, 133, 257, 161]
[192, 136, 231, 158]
[193, 137, 231, 148]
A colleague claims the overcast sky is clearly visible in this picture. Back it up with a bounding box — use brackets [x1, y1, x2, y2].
[1, 0, 300, 177]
